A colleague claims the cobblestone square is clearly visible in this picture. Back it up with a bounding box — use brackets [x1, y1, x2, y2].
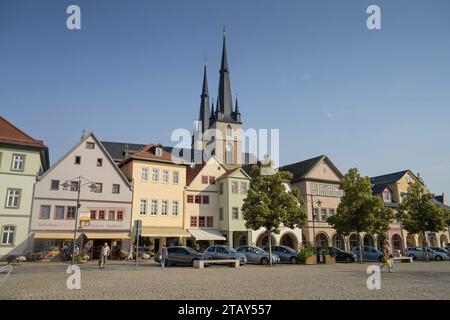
[1, 261, 449, 300]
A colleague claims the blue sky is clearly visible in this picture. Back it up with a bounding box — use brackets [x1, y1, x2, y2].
[1, 0, 450, 197]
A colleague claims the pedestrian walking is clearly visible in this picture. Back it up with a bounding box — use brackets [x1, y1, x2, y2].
[126, 244, 134, 261]
[160, 246, 168, 270]
[99, 243, 110, 270]
[380, 240, 393, 273]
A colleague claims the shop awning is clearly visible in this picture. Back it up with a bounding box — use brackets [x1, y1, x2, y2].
[83, 232, 130, 240]
[33, 232, 80, 240]
[140, 227, 190, 238]
[188, 229, 226, 241]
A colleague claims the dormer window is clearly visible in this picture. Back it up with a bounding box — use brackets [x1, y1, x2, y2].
[155, 148, 162, 157]
[383, 190, 392, 202]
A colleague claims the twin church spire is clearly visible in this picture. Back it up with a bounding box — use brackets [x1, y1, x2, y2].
[198, 30, 241, 133]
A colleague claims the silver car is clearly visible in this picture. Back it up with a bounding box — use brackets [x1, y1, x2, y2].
[429, 247, 450, 259]
[405, 247, 449, 261]
[236, 245, 280, 265]
[204, 245, 247, 265]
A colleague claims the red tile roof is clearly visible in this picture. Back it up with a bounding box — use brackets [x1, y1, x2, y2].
[122, 143, 186, 165]
[0, 116, 46, 148]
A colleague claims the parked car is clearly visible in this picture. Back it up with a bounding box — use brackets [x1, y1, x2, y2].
[204, 245, 247, 265]
[351, 246, 384, 262]
[154, 246, 206, 266]
[262, 245, 298, 264]
[429, 247, 450, 258]
[317, 247, 356, 263]
[236, 245, 280, 265]
[405, 247, 449, 261]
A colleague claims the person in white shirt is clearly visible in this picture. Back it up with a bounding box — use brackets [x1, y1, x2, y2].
[99, 243, 110, 269]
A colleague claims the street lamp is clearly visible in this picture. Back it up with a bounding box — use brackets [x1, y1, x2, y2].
[61, 176, 97, 266]
[310, 193, 322, 251]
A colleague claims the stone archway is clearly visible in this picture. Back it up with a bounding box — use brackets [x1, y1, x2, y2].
[256, 233, 276, 247]
[440, 234, 448, 248]
[280, 233, 298, 250]
[315, 233, 330, 248]
[406, 234, 416, 247]
[349, 234, 360, 249]
[377, 234, 387, 250]
[418, 234, 426, 247]
[234, 232, 248, 248]
[391, 234, 403, 251]
[332, 234, 345, 250]
[363, 234, 375, 247]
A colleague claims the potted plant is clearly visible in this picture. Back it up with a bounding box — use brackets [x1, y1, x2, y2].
[324, 248, 336, 264]
[76, 253, 88, 264]
[298, 246, 316, 265]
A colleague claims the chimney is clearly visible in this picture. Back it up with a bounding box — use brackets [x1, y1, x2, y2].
[80, 129, 87, 141]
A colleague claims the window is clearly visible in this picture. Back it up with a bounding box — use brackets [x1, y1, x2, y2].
[202, 196, 209, 204]
[70, 181, 79, 192]
[328, 209, 335, 217]
[206, 216, 213, 227]
[241, 182, 248, 194]
[74, 156, 81, 165]
[313, 208, 319, 221]
[226, 125, 232, 137]
[326, 185, 333, 196]
[39, 205, 51, 219]
[86, 142, 95, 149]
[117, 211, 123, 220]
[173, 171, 179, 184]
[172, 201, 178, 216]
[151, 200, 158, 216]
[161, 200, 168, 216]
[90, 210, 97, 220]
[232, 207, 239, 219]
[201, 176, 209, 184]
[11, 154, 25, 171]
[162, 170, 169, 183]
[199, 216, 206, 227]
[1, 226, 15, 245]
[334, 186, 341, 197]
[98, 210, 105, 220]
[219, 208, 224, 220]
[50, 180, 60, 190]
[155, 148, 162, 157]
[311, 183, 318, 195]
[318, 184, 325, 196]
[112, 184, 120, 194]
[152, 169, 159, 182]
[141, 168, 148, 181]
[383, 190, 392, 202]
[195, 195, 202, 204]
[94, 183, 103, 193]
[67, 207, 76, 219]
[140, 200, 147, 215]
[209, 176, 216, 184]
[6, 189, 21, 208]
[231, 181, 238, 194]
[321, 208, 327, 221]
[97, 158, 103, 167]
[190, 216, 198, 228]
[108, 210, 115, 220]
[55, 206, 65, 220]
[187, 195, 194, 203]
[219, 183, 224, 194]
[226, 143, 234, 164]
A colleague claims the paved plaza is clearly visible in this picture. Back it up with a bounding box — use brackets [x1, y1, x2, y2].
[0, 261, 449, 300]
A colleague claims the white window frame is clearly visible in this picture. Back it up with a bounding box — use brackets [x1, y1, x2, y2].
[11, 154, 25, 171]
[1, 225, 15, 245]
[140, 199, 147, 215]
[141, 168, 148, 182]
[161, 200, 168, 216]
[151, 200, 158, 216]
[5, 189, 21, 208]
[152, 169, 159, 182]
[311, 183, 318, 195]
[172, 171, 179, 184]
[162, 170, 169, 184]
[172, 201, 178, 216]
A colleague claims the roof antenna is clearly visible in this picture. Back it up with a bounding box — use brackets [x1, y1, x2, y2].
[80, 129, 87, 141]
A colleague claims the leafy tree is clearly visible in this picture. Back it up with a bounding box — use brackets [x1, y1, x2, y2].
[327, 168, 394, 263]
[398, 181, 448, 261]
[242, 157, 307, 265]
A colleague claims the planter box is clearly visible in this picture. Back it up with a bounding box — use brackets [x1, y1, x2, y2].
[324, 255, 336, 264]
[300, 256, 317, 265]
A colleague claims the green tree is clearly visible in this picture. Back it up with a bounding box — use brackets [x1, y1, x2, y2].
[398, 181, 448, 261]
[327, 168, 394, 263]
[242, 158, 307, 265]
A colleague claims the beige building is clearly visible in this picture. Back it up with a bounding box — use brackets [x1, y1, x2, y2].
[30, 133, 133, 260]
[0, 117, 49, 260]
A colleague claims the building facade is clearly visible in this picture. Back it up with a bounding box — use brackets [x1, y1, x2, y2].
[0, 117, 49, 260]
[29, 133, 133, 260]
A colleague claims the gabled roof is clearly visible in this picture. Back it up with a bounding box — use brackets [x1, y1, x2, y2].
[279, 155, 343, 182]
[217, 166, 251, 181]
[39, 132, 131, 188]
[101, 141, 146, 162]
[0, 116, 49, 170]
[119, 143, 187, 166]
[186, 155, 228, 186]
[370, 170, 422, 195]
[432, 199, 450, 211]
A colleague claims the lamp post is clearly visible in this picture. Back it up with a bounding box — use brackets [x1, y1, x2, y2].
[310, 193, 322, 251]
[61, 176, 96, 266]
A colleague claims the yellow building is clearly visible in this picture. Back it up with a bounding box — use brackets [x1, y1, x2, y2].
[119, 144, 189, 253]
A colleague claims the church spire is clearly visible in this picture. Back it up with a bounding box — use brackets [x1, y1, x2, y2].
[217, 26, 233, 119]
[198, 61, 210, 133]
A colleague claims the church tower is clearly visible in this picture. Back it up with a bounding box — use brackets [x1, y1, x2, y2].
[193, 28, 243, 165]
